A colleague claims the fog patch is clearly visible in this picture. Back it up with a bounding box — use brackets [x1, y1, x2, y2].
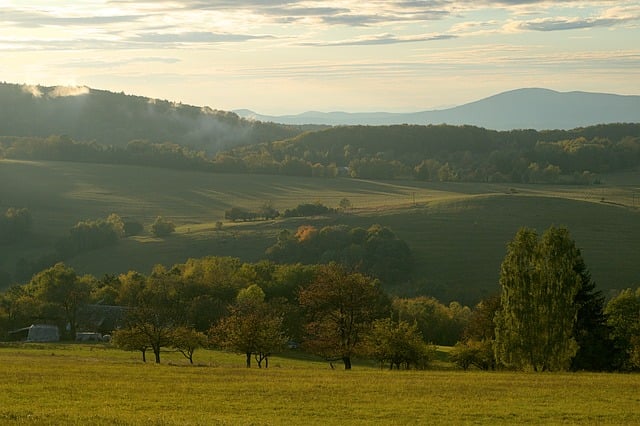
[48, 85, 90, 98]
[20, 84, 90, 99]
[21, 84, 43, 98]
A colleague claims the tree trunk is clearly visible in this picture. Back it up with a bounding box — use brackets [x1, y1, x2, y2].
[141, 348, 147, 363]
[154, 346, 161, 364]
[265, 356, 269, 369]
[343, 356, 352, 370]
[246, 352, 251, 368]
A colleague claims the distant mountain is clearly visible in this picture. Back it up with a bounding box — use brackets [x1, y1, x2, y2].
[235, 88, 640, 130]
[0, 82, 311, 154]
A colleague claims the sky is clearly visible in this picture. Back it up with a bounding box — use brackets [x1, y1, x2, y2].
[1, 0, 639, 114]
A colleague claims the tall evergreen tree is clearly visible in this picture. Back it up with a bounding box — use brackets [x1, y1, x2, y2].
[570, 256, 616, 371]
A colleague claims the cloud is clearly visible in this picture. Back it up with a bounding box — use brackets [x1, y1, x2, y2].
[300, 33, 457, 47]
[106, 0, 452, 26]
[514, 9, 639, 32]
[128, 31, 275, 44]
[2, 10, 141, 28]
[60, 57, 181, 69]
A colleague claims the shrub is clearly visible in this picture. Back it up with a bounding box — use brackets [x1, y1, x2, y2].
[151, 216, 175, 237]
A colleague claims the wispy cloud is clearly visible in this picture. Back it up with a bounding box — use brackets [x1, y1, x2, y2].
[2, 9, 142, 28]
[59, 57, 181, 69]
[128, 32, 275, 44]
[301, 33, 456, 47]
[516, 16, 634, 32]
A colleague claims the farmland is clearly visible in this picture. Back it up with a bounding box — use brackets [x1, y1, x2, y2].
[1, 159, 639, 303]
[0, 343, 638, 425]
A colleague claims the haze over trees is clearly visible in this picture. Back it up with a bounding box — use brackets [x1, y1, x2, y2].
[0, 82, 314, 154]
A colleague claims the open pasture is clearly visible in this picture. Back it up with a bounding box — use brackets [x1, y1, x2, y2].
[0, 344, 639, 425]
[1, 160, 639, 302]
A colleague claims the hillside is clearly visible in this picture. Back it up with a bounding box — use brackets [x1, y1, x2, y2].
[1, 160, 638, 304]
[235, 88, 640, 129]
[0, 82, 315, 154]
[226, 123, 640, 183]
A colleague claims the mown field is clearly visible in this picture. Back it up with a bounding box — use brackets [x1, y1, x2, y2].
[0, 343, 639, 425]
[1, 160, 639, 303]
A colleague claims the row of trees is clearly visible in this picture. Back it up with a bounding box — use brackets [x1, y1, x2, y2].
[0, 258, 470, 368]
[2, 123, 639, 184]
[2, 227, 638, 371]
[114, 263, 440, 369]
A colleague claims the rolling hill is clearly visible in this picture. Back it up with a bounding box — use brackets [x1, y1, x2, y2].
[0, 82, 316, 154]
[1, 159, 638, 304]
[235, 88, 640, 130]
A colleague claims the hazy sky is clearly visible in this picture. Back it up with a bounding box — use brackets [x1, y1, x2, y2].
[2, 1, 639, 114]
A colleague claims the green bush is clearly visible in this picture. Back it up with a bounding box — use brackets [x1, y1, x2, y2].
[151, 216, 175, 237]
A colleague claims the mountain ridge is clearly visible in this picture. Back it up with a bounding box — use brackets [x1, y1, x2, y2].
[235, 88, 640, 130]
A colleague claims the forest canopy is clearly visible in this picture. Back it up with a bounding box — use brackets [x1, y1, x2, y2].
[1, 123, 638, 184]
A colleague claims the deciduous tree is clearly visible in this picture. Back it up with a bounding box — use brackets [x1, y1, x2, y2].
[170, 326, 208, 364]
[209, 285, 287, 368]
[605, 288, 640, 370]
[30, 263, 92, 340]
[298, 263, 387, 370]
[494, 227, 582, 371]
[112, 326, 150, 362]
[367, 318, 434, 370]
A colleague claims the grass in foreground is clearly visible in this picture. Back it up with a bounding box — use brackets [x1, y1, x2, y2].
[0, 344, 639, 425]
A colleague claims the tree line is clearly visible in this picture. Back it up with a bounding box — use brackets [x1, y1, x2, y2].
[2, 226, 638, 371]
[2, 123, 639, 184]
[0, 258, 468, 369]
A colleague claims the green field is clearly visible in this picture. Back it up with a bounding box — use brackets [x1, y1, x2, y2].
[0, 343, 639, 425]
[1, 160, 639, 303]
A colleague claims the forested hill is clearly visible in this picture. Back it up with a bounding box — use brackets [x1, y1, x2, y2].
[227, 123, 640, 182]
[0, 82, 316, 154]
[2, 123, 639, 184]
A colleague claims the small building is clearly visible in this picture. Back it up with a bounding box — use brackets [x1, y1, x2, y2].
[9, 324, 60, 342]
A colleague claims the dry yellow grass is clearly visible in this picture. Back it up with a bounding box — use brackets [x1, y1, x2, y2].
[0, 344, 639, 425]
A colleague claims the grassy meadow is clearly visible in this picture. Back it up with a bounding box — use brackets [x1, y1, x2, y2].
[0, 343, 639, 425]
[1, 159, 639, 302]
